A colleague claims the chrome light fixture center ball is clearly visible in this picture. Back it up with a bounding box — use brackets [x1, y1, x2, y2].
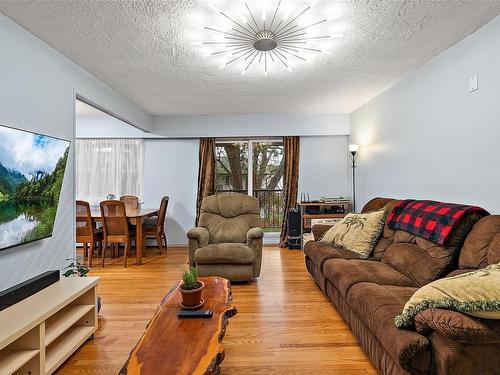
[253, 30, 277, 52]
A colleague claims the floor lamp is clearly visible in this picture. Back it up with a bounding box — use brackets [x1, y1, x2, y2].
[349, 144, 359, 212]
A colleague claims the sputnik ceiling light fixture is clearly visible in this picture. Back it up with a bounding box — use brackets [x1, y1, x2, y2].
[195, 1, 343, 75]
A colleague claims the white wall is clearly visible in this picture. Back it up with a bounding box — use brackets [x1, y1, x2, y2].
[0, 15, 151, 290]
[351, 15, 500, 213]
[299, 136, 350, 201]
[143, 139, 199, 246]
[76, 113, 152, 138]
[153, 114, 350, 138]
[76, 100, 157, 138]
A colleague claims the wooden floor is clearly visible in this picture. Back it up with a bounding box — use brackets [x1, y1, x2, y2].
[58, 246, 378, 374]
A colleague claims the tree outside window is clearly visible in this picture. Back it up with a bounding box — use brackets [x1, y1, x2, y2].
[215, 140, 284, 231]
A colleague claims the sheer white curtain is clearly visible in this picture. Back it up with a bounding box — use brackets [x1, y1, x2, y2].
[75, 139, 144, 204]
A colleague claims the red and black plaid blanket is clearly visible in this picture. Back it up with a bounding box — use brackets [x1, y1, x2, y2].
[386, 200, 489, 245]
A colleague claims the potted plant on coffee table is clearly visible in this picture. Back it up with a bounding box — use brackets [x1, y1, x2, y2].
[179, 267, 205, 309]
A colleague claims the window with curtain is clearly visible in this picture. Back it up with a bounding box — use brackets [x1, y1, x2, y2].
[75, 139, 144, 204]
[215, 139, 284, 231]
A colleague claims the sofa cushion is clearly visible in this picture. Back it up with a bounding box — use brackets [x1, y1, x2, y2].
[395, 264, 500, 328]
[303, 241, 362, 270]
[459, 215, 500, 269]
[415, 308, 500, 344]
[320, 210, 388, 259]
[372, 200, 401, 260]
[323, 258, 416, 298]
[194, 243, 254, 265]
[382, 240, 456, 287]
[380, 211, 484, 287]
[347, 283, 429, 367]
[372, 225, 397, 261]
[380, 207, 484, 286]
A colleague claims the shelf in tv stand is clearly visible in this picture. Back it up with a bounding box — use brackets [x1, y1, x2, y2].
[0, 277, 99, 375]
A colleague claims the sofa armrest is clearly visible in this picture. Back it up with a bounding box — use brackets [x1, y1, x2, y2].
[415, 308, 500, 344]
[187, 227, 209, 267]
[247, 227, 263, 277]
[312, 224, 333, 241]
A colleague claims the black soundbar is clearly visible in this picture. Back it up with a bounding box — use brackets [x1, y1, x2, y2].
[0, 270, 60, 311]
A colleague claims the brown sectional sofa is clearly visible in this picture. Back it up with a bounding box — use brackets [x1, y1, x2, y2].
[304, 197, 500, 375]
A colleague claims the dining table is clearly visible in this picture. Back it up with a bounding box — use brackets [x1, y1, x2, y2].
[90, 207, 159, 265]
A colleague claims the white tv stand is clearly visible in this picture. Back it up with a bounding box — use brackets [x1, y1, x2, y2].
[0, 276, 100, 375]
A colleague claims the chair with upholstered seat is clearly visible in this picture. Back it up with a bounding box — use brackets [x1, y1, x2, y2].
[187, 193, 263, 282]
[143, 196, 169, 253]
[100, 200, 138, 267]
[120, 195, 139, 210]
[76, 200, 103, 268]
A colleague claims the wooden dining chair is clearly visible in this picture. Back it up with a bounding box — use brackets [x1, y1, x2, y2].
[76, 200, 103, 268]
[120, 195, 139, 210]
[144, 196, 169, 254]
[100, 200, 136, 267]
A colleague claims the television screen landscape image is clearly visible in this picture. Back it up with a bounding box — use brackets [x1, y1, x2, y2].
[0, 124, 70, 251]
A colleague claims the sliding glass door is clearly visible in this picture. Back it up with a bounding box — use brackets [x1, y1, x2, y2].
[215, 139, 284, 231]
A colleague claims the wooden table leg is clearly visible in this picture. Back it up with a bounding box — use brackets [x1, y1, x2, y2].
[135, 217, 143, 265]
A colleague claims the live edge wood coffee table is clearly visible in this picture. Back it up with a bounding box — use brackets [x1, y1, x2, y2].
[120, 277, 236, 375]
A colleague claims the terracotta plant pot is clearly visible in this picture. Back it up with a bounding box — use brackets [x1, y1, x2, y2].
[179, 280, 205, 308]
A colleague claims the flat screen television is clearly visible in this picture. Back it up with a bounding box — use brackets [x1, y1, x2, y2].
[0, 124, 70, 251]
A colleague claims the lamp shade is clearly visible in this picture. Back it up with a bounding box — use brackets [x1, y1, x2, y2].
[348, 144, 359, 153]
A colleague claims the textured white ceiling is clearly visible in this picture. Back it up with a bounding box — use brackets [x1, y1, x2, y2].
[1, 0, 500, 115]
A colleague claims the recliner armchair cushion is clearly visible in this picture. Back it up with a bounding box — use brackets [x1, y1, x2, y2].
[198, 193, 261, 243]
[194, 243, 255, 265]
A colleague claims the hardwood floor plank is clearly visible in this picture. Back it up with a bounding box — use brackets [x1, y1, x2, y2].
[56, 246, 378, 374]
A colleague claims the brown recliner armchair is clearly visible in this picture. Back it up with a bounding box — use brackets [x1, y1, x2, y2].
[187, 193, 263, 282]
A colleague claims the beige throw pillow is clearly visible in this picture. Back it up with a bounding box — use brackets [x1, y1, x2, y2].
[320, 210, 387, 259]
[395, 263, 500, 328]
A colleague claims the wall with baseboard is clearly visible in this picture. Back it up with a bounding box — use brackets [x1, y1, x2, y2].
[0, 15, 151, 290]
[350, 15, 500, 213]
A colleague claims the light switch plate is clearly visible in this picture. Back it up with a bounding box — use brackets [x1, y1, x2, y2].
[469, 75, 478, 92]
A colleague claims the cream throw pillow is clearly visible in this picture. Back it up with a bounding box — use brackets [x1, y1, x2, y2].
[395, 263, 500, 328]
[320, 210, 387, 259]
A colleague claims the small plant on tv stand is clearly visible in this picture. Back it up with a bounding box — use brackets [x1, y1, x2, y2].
[179, 267, 205, 308]
[62, 258, 102, 314]
[62, 258, 89, 277]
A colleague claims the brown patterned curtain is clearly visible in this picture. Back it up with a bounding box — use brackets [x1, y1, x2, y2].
[280, 136, 300, 247]
[196, 138, 216, 225]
